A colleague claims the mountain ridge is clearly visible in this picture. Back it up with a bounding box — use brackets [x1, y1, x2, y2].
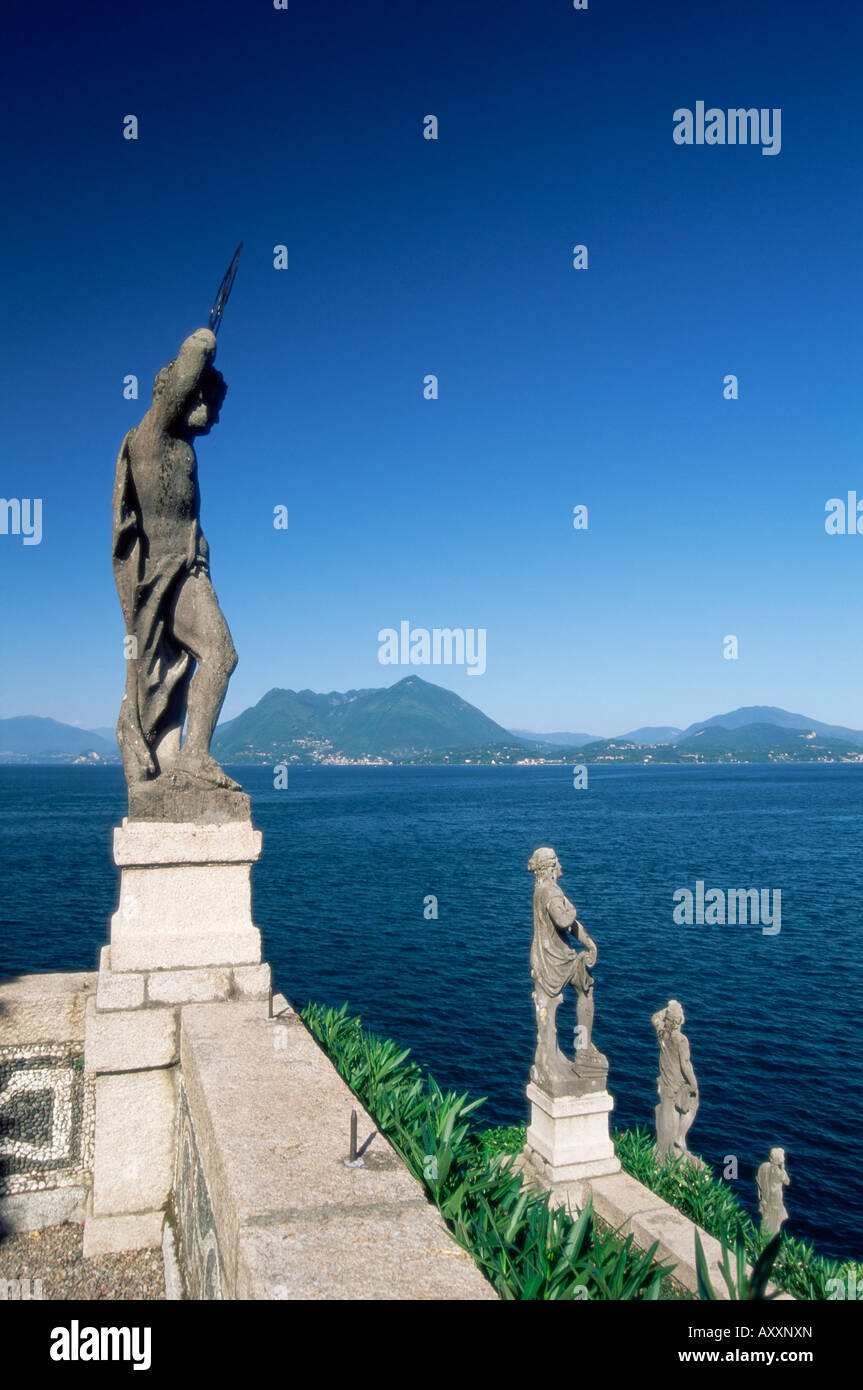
[574, 721, 863, 765]
[4, 692, 863, 765]
[212, 675, 521, 761]
[677, 705, 863, 747]
[0, 716, 118, 761]
[509, 728, 600, 748]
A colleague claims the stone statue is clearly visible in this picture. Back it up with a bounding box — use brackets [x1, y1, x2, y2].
[652, 999, 699, 1163]
[112, 327, 244, 818]
[756, 1147, 790, 1235]
[527, 847, 609, 1095]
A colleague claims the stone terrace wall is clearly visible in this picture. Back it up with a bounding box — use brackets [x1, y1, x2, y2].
[0, 973, 96, 1233]
[171, 994, 496, 1300]
[1, 973, 495, 1298]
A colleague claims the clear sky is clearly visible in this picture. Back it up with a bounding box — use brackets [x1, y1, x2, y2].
[1, 0, 861, 737]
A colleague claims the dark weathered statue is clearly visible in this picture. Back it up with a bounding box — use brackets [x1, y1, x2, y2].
[112, 327, 242, 814]
[527, 847, 609, 1095]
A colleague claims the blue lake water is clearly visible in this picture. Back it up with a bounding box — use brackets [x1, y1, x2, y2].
[1, 762, 861, 1263]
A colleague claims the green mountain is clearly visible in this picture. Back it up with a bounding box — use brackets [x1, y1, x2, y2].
[212, 676, 523, 762]
[574, 723, 863, 765]
[679, 705, 863, 748]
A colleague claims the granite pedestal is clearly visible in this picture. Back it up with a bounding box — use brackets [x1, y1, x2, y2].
[521, 1082, 621, 1187]
[83, 815, 270, 1256]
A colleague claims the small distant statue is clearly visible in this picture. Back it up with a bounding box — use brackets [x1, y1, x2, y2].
[756, 1147, 790, 1235]
[652, 999, 699, 1163]
[527, 847, 609, 1095]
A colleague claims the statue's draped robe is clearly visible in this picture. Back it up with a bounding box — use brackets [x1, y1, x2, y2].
[657, 1031, 693, 1111]
[112, 430, 193, 782]
[756, 1162, 788, 1226]
[530, 880, 592, 997]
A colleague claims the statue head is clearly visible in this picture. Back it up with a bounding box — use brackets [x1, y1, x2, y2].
[183, 365, 227, 435]
[527, 847, 561, 880]
[151, 362, 227, 436]
[665, 999, 685, 1029]
[769, 1147, 786, 1166]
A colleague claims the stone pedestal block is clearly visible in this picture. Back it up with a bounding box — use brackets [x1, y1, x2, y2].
[83, 1206, 167, 1258]
[91, 1069, 177, 1217]
[523, 1083, 621, 1185]
[83, 814, 270, 1256]
[84, 997, 178, 1073]
[109, 819, 263, 972]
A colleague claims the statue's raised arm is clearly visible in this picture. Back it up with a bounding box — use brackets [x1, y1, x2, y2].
[150, 329, 218, 428]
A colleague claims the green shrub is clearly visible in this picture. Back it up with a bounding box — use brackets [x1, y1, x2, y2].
[301, 1003, 670, 1301]
[614, 1124, 861, 1301]
[695, 1229, 783, 1301]
[468, 1123, 525, 1164]
[299, 1006, 858, 1300]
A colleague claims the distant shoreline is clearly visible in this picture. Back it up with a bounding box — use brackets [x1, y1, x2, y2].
[4, 758, 863, 771]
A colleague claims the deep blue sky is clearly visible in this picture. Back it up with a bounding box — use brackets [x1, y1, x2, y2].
[1, 0, 861, 735]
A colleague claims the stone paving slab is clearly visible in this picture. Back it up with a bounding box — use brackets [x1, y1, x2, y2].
[0, 972, 96, 1045]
